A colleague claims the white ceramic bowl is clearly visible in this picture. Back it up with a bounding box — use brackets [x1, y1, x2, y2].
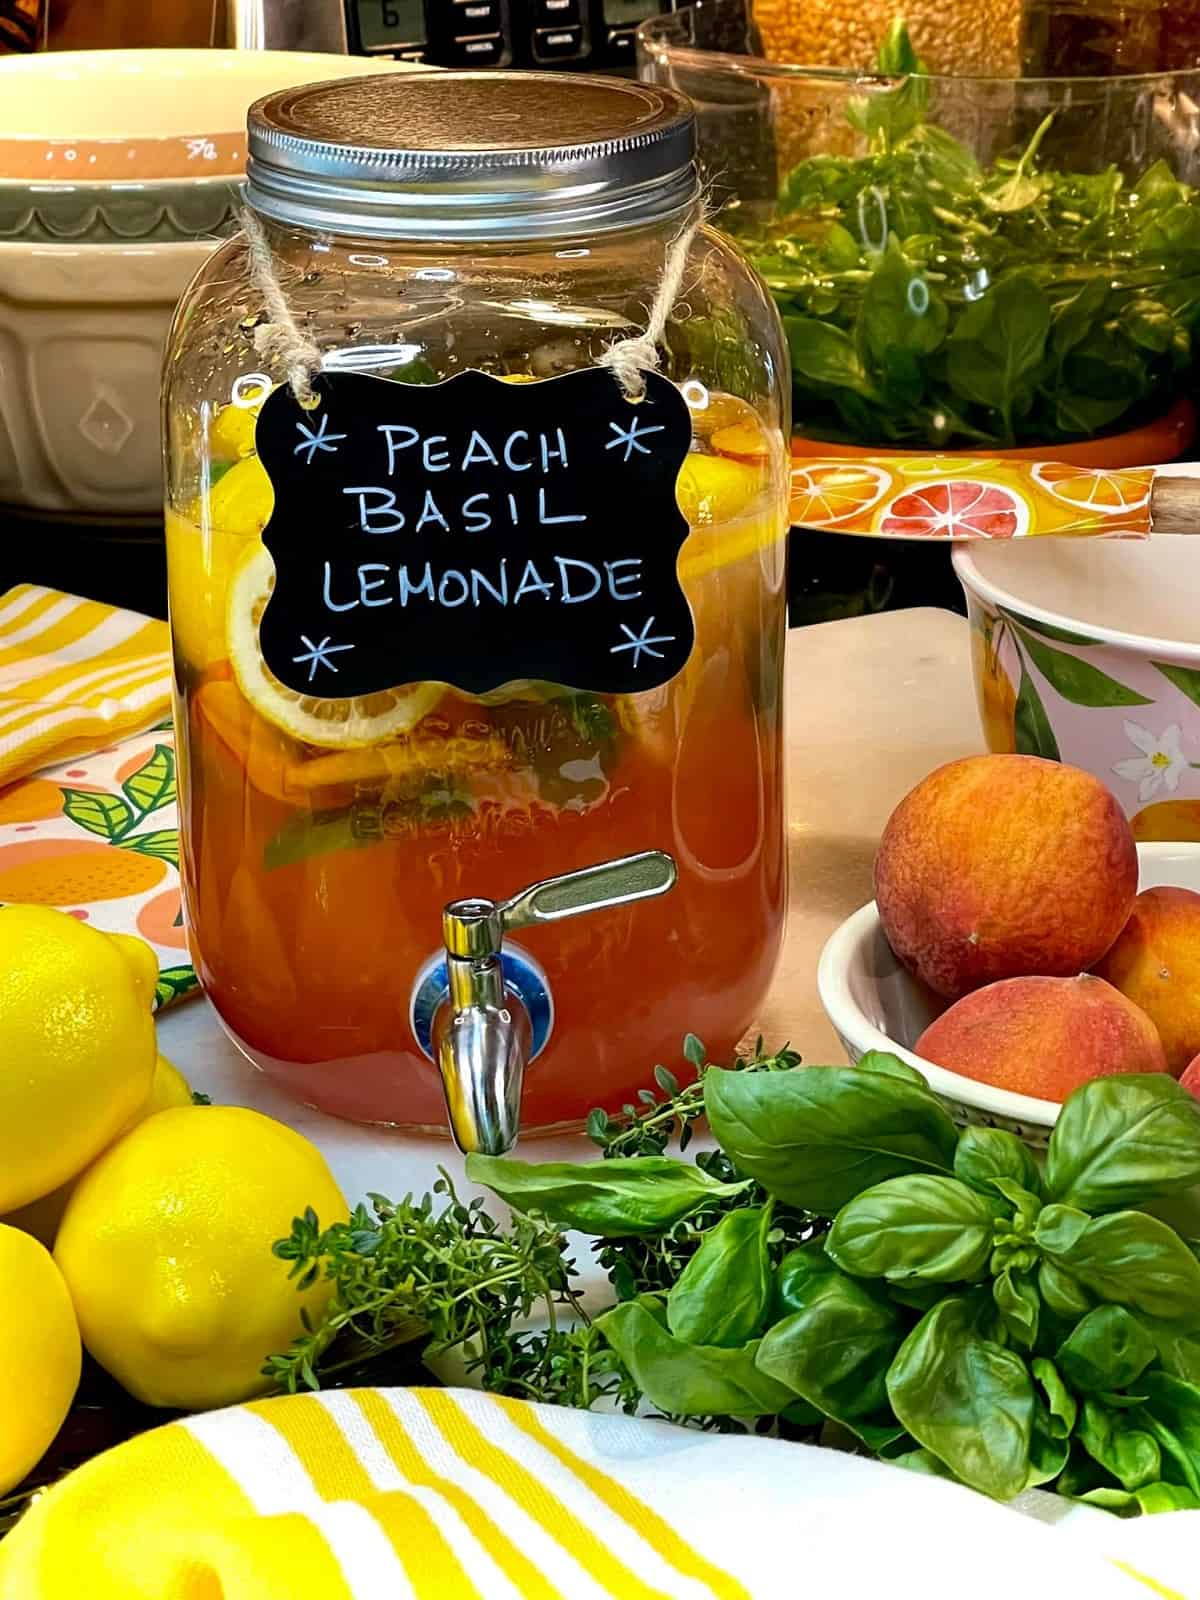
[954, 520, 1200, 840]
[0, 51, 425, 519]
[817, 841, 1200, 1145]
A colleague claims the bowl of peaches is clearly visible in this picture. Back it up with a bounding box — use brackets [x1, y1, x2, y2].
[818, 753, 1200, 1143]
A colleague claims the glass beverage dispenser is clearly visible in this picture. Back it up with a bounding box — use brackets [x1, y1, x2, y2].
[163, 71, 790, 1148]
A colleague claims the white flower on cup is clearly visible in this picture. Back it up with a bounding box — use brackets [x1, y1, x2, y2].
[1113, 721, 1190, 802]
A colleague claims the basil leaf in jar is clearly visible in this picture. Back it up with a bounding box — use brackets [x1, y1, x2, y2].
[666, 1206, 772, 1348]
[1036, 1206, 1200, 1328]
[886, 1296, 1035, 1501]
[826, 1175, 996, 1283]
[595, 1300, 793, 1418]
[1044, 1074, 1200, 1214]
[1057, 1306, 1158, 1394]
[704, 1065, 958, 1214]
[465, 1154, 751, 1238]
[954, 1124, 1044, 1202]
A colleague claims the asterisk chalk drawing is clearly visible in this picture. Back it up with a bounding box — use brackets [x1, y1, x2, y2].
[293, 635, 354, 681]
[610, 617, 675, 669]
[293, 412, 348, 463]
[605, 415, 665, 462]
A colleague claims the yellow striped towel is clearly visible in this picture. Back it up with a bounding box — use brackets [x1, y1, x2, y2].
[0, 586, 171, 790]
[0, 1387, 1192, 1600]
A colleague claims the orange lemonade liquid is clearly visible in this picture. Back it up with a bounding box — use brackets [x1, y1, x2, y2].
[169, 398, 787, 1130]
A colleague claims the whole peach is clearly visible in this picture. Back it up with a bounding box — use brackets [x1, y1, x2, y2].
[1093, 887, 1200, 1076]
[915, 974, 1168, 1101]
[875, 755, 1137, 1000]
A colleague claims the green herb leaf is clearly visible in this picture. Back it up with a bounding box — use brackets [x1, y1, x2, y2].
[1039, 1260, 1093, 1320]
[954, 1124, 1044, 1201]
[595, 1300, 793, 1417]
[1078, 1399, 1162, 1492]
[1057, 1306, 1158, 1393]
[1013, 625, 1153, 708]
[886, 1296, 1035, 1500]
[704, 1064, 958, 1215]
[994, 1269, 1040, 1349]
[121, 743, 176, 815]
[783, 317, 874, 395]
[1032, 1357, 1077, 1438]
[1045, 1074, 1200, 1213]
[1036, 1206, 1200, 1327]
[827, 1174, 996, 1283]
[853, 1050, 928, 1086]
[60, 788, 133, 841]
[666, 1206, 772, 1348]
[466, 1153, 751, 1238]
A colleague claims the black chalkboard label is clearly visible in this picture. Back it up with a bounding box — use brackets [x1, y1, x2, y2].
[253, 368, 695, 700]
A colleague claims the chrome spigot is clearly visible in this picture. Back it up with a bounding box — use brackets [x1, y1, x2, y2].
[431, 851, 677, 1156]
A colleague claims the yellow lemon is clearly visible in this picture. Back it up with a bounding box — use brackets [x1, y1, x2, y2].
[226, 544, 443, 748]
[676, 452, 766, 527]
[165, 511, 255, 673]
[56, 1105, 348, 1410]
[2, 1054, 196, 1249]
[208, 453, 275, 538]
[0, 1223, 81, 1495]
[0, 908, 157, 1213]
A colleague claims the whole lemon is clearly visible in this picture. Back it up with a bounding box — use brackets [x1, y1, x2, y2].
[0, 1223, 81, 1494]
[2, 1054, 195, 1249]
[55, 1106, 348, 1410]
[0, 908, 157, 1212]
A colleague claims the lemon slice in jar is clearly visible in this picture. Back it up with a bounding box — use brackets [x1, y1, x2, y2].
[226, 545, 443, 749]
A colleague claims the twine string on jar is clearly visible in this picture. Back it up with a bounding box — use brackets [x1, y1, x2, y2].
[241, 197, 706, 407]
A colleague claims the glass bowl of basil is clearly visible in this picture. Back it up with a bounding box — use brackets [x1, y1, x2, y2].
[640, 7, 1200, 465]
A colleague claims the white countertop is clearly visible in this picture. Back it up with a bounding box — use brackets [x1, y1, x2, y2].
[158, 606, 983, 1226]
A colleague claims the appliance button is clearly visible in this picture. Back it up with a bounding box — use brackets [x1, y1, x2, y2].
[454, 0, 500, 26]
[537, 0, 578, 20]
[606, 25, 637, 58]
[534, 22, 584, 56]
[452, 31, 505, 61]
[398, 46, 428, 59]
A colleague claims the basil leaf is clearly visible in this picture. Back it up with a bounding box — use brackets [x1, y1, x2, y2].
[1039, 1260, 1093, 1321]
[465, 1154, 750, 1238]
[954, 1125, 1044, 1202]
[783, 316, 873, 394]
[887, 1296, 1035, 1501]
[1025, 1399, 1071, 1488]
[994, 1269, 1040, 1349]
[1135, 1482, 1200, 1512]
[773, 1240, 838, 1320]
[595, 1300, 793, 1417]
[892, 1448, 960, 1482]
[854, 1049, 928, 1086]
[1032, 1357, 1077, 1439]
[1044, 1074, 1200, 1214]
[666, 1206, 771, 1348]
[1143, 1319, 1200, 1384]
[1135, 1374, 1200, 1498]
[1057, 1306, 1158, 1394]
[1036, 1207, 1200, 1328]
[755, 1271, 905, 1442]
[705, 1065, 958, 1215]
[827, 1174, 996, 1283]
[1078, 1399, 1162, 1492]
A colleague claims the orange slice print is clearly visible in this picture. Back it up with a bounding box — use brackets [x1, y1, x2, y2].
[0, 838, 167, 904]
[878, 480, 1030, 540]
[1031, 461, 1153, 515]
[790, 463, 891, 528]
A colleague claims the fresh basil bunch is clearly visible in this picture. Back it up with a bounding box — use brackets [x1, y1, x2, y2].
[470, 1061, 1200, 1510]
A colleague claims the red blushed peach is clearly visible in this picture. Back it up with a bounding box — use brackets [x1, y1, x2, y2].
[1180, 1054, 1200, 1100]
[875, 755, 1137, 1000]
[916, 974, 1168, 1102]
[1093, 887, 1200, 1076]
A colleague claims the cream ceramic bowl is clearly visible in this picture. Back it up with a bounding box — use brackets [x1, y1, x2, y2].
[817, 841, 1200, 1145]
[954, 520, 1200, 841]
[0, 51, 426, 519]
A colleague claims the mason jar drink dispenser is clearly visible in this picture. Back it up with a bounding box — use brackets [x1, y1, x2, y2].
[163, 70, 790, 1150]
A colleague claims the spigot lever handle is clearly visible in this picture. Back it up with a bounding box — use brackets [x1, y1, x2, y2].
[499, 851, 677, 934]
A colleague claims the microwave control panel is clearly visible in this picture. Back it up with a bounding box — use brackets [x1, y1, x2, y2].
[346, 0, 668, 71]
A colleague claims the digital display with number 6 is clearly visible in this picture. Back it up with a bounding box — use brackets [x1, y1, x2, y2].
[357, 0, 425, 47]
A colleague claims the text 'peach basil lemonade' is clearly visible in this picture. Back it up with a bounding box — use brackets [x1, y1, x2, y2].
[163, 71, 791, 1131]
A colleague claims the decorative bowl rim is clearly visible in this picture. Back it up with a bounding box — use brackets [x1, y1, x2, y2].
[953, 543, 1200, 666]
[816, 841, 1200, 1132]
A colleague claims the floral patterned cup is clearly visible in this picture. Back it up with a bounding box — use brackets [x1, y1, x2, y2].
[954, 535, 1200, 840]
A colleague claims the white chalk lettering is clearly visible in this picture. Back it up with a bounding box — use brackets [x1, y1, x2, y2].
[513, 560, 553, 602]
[605, 558, 643, 600]
[471, 561, 509, 607]
[423, 434, 450, 472]
[556, 557, 602, 603]
[462, 493, 492, 534]
[502, 431, 531, 472]
[378, 425, 419, 474]
[540, 428, 568, 472]
[537, 487, 586, 526]
[322, 561, 358, 613]
[398, 564, 435, 605]
[462, 430, 499, 470]
[344, 486, 405, 534]
[359, 563, 392, 608]
[415, 490, 450, 534]
[438, 569, 470, 608]
[507, 493, 519, 526]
